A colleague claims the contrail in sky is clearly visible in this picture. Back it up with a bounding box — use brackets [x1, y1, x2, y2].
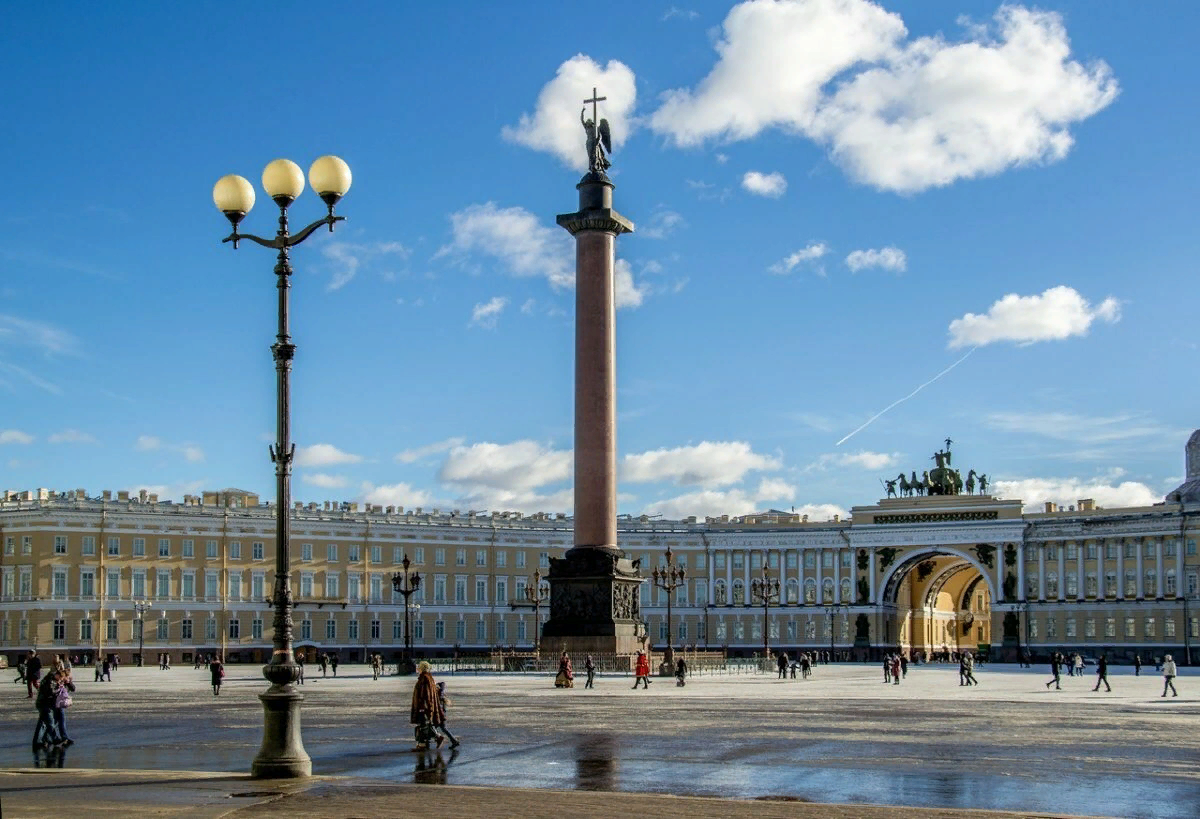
[835, 346, 978, 447]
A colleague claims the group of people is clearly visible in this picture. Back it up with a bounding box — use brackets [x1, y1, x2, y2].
[884, 652, 911, 684]
[409, 661, 460, 751]
[25, 653, 75, 749]
[775, 651, 818, 680]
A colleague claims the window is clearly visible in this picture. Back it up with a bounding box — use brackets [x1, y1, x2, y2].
[1145, 570, 1157, 595]
[53, 619, 66, 642]
[495, 620, 505, 642]
[1166, 570, 1177, 596]
[327, 544, 338, 562]
[349, 545, 360, 563]
[1165, 617, 1176, 638]
[51, 568, 68, 599]
[107, 618, 118, 641]
[1125, 617, 1136, 638]
[3, 536, 12, 556]
[539, 552, 550, 568]
[108, 537, 120, 556]
[348, 619, 359, 640]
[476, 578, 487, 603]
[1105, 543, 1116, 560]
[1027, 576, 1039, 597]
[1085, 618, 1095, 638]
[1124, 571, 1137, 598]
[1189, 573, 1198, 597]
[106, 569, 120, 597]
[732, 579, 746, 605]
[1046, 617, 1057, 638]
[326, 619, 337, 640]
[496, 579, 507, 604]
[1086, 543, 1097, 560]
[158, 538, 170, 557]
[21, 535, 32, 555]
[156, 569, 170, 599]
[182, 572, 195, 600]
[229, 619, 240, 639]
[80, 569, 95, 598]
[496, 550, 507, 568]
[1145, 541, 1156, 558]
[733, 552, 745, 570]
[80, 618, 92, 641]
[476, 549, 487, 567]
[1046, 573, 1058, 596]
[371, 545, 382, 564]
[1192, 618, 1199, 639]
[252, 573, 265, 600]
[206, 540, 218, 559]
[81, 536, 95, 556]
[840, 577, 852, 603]
[393, 619, 404, 640]
[1105, 617, 1115, 638]
[750, 552, 762, 570]
[371, 619, 380, 640]
[347, 574, 360, 602]
[1165, 540, 1177, 557]
[370, 573, 382, 603]
[435, 620, 445, 641]
[182, 539, 194, 558]
[253, 542, 264, 560]
[302, 544, 312, 561]
[1188, 540, 1197, 557]
[229, 541, 242, 560]
[515, 551, 525, 569]
[476, 620, 486, 643]
[205, 572, 218, 599]
[229, 573, 242, 601]
[434, 576, 446, 604]
[415, 547, 425, 565]
[181, 618, 193, 640]
[1046, 545, 1057, 561]
[133, 538, 146, 557]
[1105, 571, 1117, 596]
[1085, 573, 1097, 597]
[325, 573, 339, 599]
[1122, 542, 1135, 559]
[435, 548, 446, 566]
[455, 620, 466, 642]
[714, 553, 726, 570]
[713, 580, 726, 606]
[414, 620, 424, 640]
[1066, 544, 1077, 560]
[804, 578, 816, 603]
[804, 551, 815, 569]
[1066, 572, 1078, 597]
[249, 617, 261, 640]
[455, 548, 466, 566]
[822, 578, 834, 603]
[1145, 616, 1157, 638]
[157, 618, 169, 640]
[301, 619, 312, 641]
[696, 579, 708, 606]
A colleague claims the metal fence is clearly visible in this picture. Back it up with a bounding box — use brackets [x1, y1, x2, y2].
[416, 647, 770, 678]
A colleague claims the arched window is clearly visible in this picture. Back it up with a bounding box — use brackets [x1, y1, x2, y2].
[822, 578, 834, 603]
[714, 579, 727, 606]
[1144, 570, 1157, 595]
[785, 578, 800, 604]
[1027, 576, 1040, 597]
[731, 579, 745, 606]
[804, 578, 816, 604]
[1046, 572, 1058, 596]
[1124, 571, 1137, 597]
[1166, 569, 1177, 596]
[840, 577, 852, 603]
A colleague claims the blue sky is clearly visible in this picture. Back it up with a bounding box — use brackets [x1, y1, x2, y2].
[2, 1, 1196, 520]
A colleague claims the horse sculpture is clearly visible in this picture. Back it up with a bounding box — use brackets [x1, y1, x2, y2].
[966, 469, 977, 494]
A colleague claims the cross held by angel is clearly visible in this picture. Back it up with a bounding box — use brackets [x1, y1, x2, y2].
[581, 87, 613, 175]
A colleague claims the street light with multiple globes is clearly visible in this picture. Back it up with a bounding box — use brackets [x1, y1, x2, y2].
[651, 547, 686, 668]
[213, 155, 352, 780]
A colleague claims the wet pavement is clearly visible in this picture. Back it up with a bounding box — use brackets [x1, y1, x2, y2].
[2, 663, 1198, 817]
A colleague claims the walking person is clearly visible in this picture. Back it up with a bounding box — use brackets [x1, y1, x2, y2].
[410, 661, 445, 751]
[1161, 654, 1178, 698]
[584, 654, 596, 689]
[94, 656, 104, 683]
[32, 670, 61, 748]
[25, 650, 43, 699]
[1093, 655, 1112, 692]
[1074, 654, 1084, 678]
[555, 651, 575, 688]
[675, 656, 687, 686]
[320, 654, 328, 678]
[963, 652, 979, 686]
[1045, 653, 1062, 690]
[434, 681, 460, 748]
[210, 655, 225, 696]
[51, 667, 76, 746]
[15, 655, 27, 685]
[100, 655, 112, 682]
[372, 654, 382, 681]
[632, 650, 652, 689]
[883, 654, 892, 684]
[900, 654, 908, 679]
[777, 651, 789, 679]
[1134, 655, 1142, 676]
[330, 654, 339, 677]
[891, 655, 901, 685]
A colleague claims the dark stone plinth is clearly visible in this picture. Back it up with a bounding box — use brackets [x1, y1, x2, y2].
[542, 547, 644, 655]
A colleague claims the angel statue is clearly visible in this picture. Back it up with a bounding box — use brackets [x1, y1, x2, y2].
[582, 107, 612, 175]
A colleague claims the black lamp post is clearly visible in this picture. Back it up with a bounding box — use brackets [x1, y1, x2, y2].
[132, 600, 150, 667]
[751, 559, 780, 660]
[391, 556, 422, 674]
[652, 546, 686, 667]
[826, 602, 848, 662]
[214, 155, 352, 780]
[510, 570, 548, 655]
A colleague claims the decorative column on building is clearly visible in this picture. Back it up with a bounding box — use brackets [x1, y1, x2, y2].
[543, 90, 642, 656]
[1116, 539, 1125, 601]
[1136, 538, 1144, 600]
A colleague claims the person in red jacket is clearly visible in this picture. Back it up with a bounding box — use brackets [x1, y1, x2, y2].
[632, 650, 651, 689]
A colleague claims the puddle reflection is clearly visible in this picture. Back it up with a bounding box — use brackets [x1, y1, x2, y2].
[574, 734, 617, 791]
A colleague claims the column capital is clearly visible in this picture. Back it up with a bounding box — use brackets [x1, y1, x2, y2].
[556, 207, 634, 236]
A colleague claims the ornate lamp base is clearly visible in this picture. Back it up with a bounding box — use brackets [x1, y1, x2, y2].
[250, 686, 311, 779]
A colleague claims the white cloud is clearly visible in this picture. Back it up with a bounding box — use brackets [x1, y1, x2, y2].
[520, 299, 537, 315]
[948, 285, 1120, 348]
[769, 242, 828, 275]
[0, 314, 78, 355]
[648, 1, 1118, 193]
[0, 429, 33, 444]
[501, 55, 637, 172]
[304, 473, 348, 489]
[741, 170, 787, 197]
[135, 435, 161, 451]
[639, 210, 685, 239]
[321, 240, 408, 291]
[622, 441, 780, 488]
[643, 486, 844, 521]
[294, 443, 363, 467]
[845, 246, 906, 272]
[663, 6, 699, 21]
[0, 361, 62, 394]
[470, 296, 509, 329]
[438, 202, 646, 309]
[983, 411, 1170, 444]
[810, 451, 899, 470]
[395, 437, 466, 464]
[439, 440, 572, 493]
[994, 476, 1159, 512]
[361, 481, 438, 510]
[181, 446, 205, 463]
[48, 429, 97, 444]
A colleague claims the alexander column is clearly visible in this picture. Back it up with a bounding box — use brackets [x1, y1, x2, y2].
[542, 89, 644, 656]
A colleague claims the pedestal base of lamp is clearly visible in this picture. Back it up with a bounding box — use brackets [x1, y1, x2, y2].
[250, 687, 312, 779]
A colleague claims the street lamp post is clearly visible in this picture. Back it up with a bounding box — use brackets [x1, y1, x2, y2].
[133, 600, 150, 667]
[826, 602, 848, 662]
[652, 546, 686, 669]
[391, 556, 422, 675]
[750, 558, 780, 661]
[509, 570, 548, 655]
[214, 154, 352, 780]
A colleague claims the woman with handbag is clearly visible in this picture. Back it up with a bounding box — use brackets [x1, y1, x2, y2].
[210, 656, 225, 696]
[52, 667, 76, 746]
[410, 661, 445, 751]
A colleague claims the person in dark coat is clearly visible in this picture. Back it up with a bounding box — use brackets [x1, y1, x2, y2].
[25, 651, 43, 699]
[210, 656, 225, 696]
[584, 654, 596, 689]
[1093, 655, 1111, 692]
[410, 662, 445, 750]
[1045, 653, 1062, 690]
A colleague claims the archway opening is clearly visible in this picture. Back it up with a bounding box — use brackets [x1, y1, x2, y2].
[883, 552, 993, 659]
